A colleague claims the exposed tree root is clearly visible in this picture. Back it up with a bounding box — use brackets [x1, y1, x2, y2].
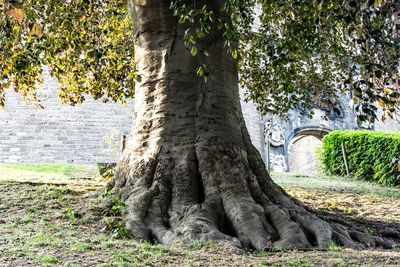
[100, 133, 397, 251]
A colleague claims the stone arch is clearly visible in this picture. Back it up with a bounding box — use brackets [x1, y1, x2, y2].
[286, 126, 331, 173]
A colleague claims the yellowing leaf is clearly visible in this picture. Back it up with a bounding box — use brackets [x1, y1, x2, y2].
[30, 23, 43, 37]
[344, 27, 349, 36]
[384, 87, 391, 94]
[135, 0, 147, 5]
[374, 0, 382, 7]
[2, 68, 9, 75]
[0, 84, 4, 108]
[288, 11, 295, 20]
[6, 7, 24, 22]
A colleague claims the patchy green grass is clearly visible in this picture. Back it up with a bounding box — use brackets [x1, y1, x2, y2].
[272, 172, 400, 230]
[0, 163, 98, 183]
[0, 166, 399, 266]
[70, 241, 93, 252]
[285, 257, 314, 267]
[272, 172, 400, 199]
[38, 254, 59, 265]
[1, 163, 89, 176]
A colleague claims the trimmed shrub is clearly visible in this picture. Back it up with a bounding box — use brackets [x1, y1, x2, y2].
[321, 130, 400, 186]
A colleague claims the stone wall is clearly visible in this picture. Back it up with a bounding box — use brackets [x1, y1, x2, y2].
[263, 94, 358, 172]
[0, 72, 135, 163]
[374, 110, 400, 132]
[0, 73, 263, 163]
[263, 96, 400, 172]
[240, 89, 264, 154]
[2, 70, 398, 167]
[288, 135, 322, 174]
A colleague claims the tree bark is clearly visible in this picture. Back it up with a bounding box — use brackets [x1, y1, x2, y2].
[108, 0, 393, 250]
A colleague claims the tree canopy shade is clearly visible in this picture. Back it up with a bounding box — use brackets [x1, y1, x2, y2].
[1, 0, 399, 123]
[1, 0, 400, 250]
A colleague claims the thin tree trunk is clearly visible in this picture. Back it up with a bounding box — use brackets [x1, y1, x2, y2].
[106, 0, 394, 250]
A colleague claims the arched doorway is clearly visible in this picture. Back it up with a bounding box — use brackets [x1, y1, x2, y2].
[287, 127, 330, 174]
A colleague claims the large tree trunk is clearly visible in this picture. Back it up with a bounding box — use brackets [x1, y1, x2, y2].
[108, 0, 391, 250]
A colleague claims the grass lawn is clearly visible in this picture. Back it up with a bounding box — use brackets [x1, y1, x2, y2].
[0, 164, 399, 266]
[273, 172, 400, 199]
[0, 163, 99, 188]
[0, 163, 97, 179]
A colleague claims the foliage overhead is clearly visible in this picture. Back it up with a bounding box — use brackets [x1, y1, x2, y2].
[0, 0, 399, 122]
[0, 0, 135, 106]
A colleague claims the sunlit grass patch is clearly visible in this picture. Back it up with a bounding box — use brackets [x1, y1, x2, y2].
[38, 254, 59, 265]
[286, 257, 314, 267]
[0, 163, 97, 182]
[70, 241, 93, 252]
[1, 163, 86, 175]
[28, 233, 62, 247]
[272, 172, 400, 199]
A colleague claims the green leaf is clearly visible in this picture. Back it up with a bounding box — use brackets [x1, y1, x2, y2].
[191, 46, 198, 57]
[196, 66, 203, 77]
[231, 49, 238, 59]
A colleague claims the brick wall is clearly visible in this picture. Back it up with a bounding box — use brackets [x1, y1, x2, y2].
[0, 73, 263, 163]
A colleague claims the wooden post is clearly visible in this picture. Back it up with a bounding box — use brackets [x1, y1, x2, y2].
[121, 135, 127, 153]
[266, 140, 271, 172]
[341, 142, 350, 176]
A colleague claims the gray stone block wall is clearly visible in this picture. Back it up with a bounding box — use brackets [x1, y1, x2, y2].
[374, 109, 400, 132]
[0, 73, 263, 163]
[262, 94, 359, 172]
[0, 72, 135, 163]
[240, 89, 264, 154]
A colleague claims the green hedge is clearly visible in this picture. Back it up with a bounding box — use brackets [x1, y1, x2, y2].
[321, 130, 400, 186]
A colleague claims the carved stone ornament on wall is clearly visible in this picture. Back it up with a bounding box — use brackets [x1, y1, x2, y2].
[264, 118, 285, 147]
[322, 103, 345, 120]
[270, 155, 288, 172]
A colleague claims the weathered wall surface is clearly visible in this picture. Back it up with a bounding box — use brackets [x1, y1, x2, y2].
[0, 72, 135, 163]
[374, 110, 400, 132]
[263, 97, 400, 172]
[263, 95, 358, 172]
[2, 72, 397, 165]
[0, 74, 263, 163]
[288, 135, 322, 174]
[240, 89, 264, 155]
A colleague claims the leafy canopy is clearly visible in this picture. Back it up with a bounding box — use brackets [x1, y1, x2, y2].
[0, 0, 135, 106]
[0, 0, 399, 122]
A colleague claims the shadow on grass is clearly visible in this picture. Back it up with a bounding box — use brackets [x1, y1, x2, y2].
[313, 207, 400, 246]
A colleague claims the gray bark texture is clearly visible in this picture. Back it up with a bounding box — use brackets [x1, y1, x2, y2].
[106, 0, 394, 250]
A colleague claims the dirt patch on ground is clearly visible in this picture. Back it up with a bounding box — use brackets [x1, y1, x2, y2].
[0, 176, 399, 266]
[286, 188, 400, 234]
